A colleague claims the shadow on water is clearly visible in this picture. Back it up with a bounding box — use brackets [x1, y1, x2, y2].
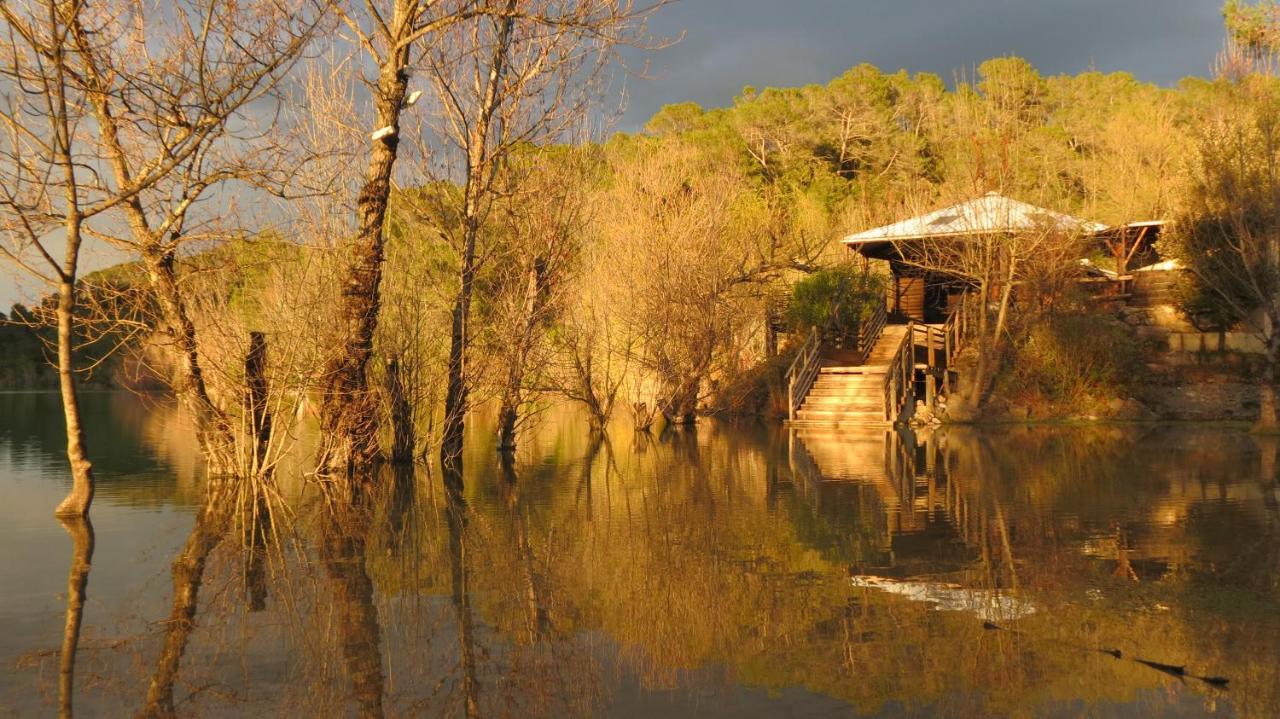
[11, 398, 1280, 717]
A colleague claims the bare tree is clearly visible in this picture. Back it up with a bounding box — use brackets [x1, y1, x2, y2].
[485, 150, 589, 450]
[59, 0, 320, 475]
[314, 0, 489, 474]
[419, 0, 666, 465]
[597, 141, 762, 425]
[0, 0, 221, 514]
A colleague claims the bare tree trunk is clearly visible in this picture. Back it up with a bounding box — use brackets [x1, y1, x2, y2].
[57, 516, 94, 719]
[440, 0, 519, 467]
[55, 277, 94, 517]
[320, 10, 415, 474]
[244, 332, 272, 475]
[52, 33, 93, 516]
[496, 398, 519, 452]
[385, 357, 415, 463]
[143, 248, 235, 472]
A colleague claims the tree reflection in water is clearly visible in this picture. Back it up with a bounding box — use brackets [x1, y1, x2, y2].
[56, 516, 93, 719]
[87, 418, 1280, 717]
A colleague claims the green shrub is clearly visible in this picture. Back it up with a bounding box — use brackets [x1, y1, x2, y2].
[786, 264, 884, 336]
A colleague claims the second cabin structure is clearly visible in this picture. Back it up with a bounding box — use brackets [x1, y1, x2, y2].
[784, 192, 1162, 427]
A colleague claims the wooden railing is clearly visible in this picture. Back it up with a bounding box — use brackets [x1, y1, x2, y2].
[854, 300, 887, 364]
[896, 297, 976, 415]
[882, 320, 915, 423]
[786, 325, 824, 421]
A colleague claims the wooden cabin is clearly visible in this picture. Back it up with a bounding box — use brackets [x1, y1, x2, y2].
[785, 193, 1168, 427]
[841, 192, 1108, 323]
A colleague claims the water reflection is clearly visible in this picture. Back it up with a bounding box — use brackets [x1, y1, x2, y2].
[55, 516, 92, 719]
[6, 395, 1280, 716]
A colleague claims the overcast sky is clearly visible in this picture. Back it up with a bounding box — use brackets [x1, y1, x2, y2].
[0, 0, 1230, 311]
[618, 0, 1226, 129]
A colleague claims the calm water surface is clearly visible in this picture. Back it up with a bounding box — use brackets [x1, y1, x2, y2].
[1, 392, 1279, 717]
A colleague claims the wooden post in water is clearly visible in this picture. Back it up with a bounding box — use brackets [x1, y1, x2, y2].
[244, 332, 271, 475]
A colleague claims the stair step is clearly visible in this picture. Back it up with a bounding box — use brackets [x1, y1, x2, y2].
[797, 412, 887, 421]
[788, 414, 890, 424]
[819, 366, 887, 375]
[803, 393, 883, 401]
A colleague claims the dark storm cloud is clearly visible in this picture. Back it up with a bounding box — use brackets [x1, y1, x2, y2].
[619, 0, 1226, 130]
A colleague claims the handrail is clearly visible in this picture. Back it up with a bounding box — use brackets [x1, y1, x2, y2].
[786, 295, 869, 421]
[854, 301, 887, 363]
[786, 325, 824, 421]
[881, 320, 915, 423]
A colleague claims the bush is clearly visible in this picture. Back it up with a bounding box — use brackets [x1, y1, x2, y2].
[995, 312, 1146, 415]
[786, 264, 884, 337]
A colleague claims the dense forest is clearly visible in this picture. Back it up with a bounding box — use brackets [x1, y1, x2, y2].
[2, 0, 1280, 518]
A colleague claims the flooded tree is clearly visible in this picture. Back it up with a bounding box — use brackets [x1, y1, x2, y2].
[486, 153, 592, 451]
[424, 0, 666, 465]
[316, 0, 466, 474]
[64, 0, 318, 475]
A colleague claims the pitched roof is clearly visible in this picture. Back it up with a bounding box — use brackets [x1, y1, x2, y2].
[843, 192, 1107, 245]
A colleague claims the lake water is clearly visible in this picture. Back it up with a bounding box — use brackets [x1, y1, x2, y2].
[1, 392, 1278, 717]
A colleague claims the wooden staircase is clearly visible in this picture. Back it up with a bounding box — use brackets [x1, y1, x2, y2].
[785, 297, 969, 428]
[792, 325, 909, 427]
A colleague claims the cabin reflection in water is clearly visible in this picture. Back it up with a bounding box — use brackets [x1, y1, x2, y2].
[788, 427, 976, 567]
[788, 426, 1037, 622]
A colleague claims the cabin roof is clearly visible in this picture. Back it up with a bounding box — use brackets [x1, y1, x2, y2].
[843, 192, 1108, 247]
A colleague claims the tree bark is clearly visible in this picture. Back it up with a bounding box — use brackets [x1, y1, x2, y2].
[54, 276, 94, 518]
[319, 26, 414, 474]
[440, 0, 518, 467]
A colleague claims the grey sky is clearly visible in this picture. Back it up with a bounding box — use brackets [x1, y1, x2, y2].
[0, 0, 1230, 311]
[619, 0, 1226, 130]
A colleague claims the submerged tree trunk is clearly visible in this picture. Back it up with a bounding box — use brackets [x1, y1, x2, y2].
[244, 331, 272, 476]
[440, 0, 519, 467]
[55, 276, 94, 517]
[57, 516, 94, 719]
[320, 18, 414, 475]
[385, 358, 415, 463]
